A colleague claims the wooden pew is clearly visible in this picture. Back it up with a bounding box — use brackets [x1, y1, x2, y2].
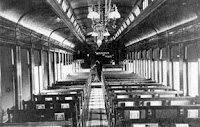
[32, 93, 82, 114]
[105, 82, 165, 87]
[105, 79, 156, 83]
[41, 88, 83, 95]
[55, 80, 86, 86]
[112, 90, 182, 95]
[49, 85, 84, 90]
[7, 97, 76, 123]
[112, 96, 197, 107]
[103, 70, 200, 127]
[104, 86, 200, 127]
[107, 86, 172, 92]
[7, 108, 75, 124]
[102, 64, 123, 71]
[7, 88, 84, 127]
[0, 121, 72, 127]
[113, 105, 200, 127]
[46, 81, 88, 127]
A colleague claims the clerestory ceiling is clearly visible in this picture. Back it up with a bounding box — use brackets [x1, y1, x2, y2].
[0, 0, 139, 52]
[69, 0, 138, 50]
[0, 0, 199, 53]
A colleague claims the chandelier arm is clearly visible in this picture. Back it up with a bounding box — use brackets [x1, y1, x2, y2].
[108, 0, 112, 13]
[105, 0, 108, 18]
[98, 0, 101, 16]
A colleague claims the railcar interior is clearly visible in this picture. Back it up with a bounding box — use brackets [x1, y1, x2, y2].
[0, 0, 200, 127]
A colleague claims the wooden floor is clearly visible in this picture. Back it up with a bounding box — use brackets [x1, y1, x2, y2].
[86, 82, 108, 127]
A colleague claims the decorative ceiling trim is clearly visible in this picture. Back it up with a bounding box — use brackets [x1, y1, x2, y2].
[114, 0, 167, 42]
[46, 0, 85, 43]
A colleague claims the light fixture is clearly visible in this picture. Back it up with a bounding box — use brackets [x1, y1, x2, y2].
[97, 39, 102, 47]
[88, 31, 99, 36]
[91, 32, 98, 36]
[87, 6, 100, 19]
[103, 29, 110, 36]
[108, 4, 121, 19]
[87, 0, 120, 48]
[87, 11, 100, 19]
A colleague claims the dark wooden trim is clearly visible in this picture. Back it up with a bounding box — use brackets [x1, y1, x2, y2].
[29, 47, 35, 101]
[46, 0, 84, 43]
[166, 45, 170, 87]
[179, 43, 184, 92]
[0, 46, 2, 122]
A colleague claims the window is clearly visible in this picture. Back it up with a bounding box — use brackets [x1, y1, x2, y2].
[154, 61, 158, 82]
[169, 61, 173, 87]
[118, 29, 122, 34]
[129, 13, 135, 22]
[147, 60, 151, 79]
[173, 61, 180, 91]
[159, 61, 162, 83]
[171, 45, 180, 89]
[134, 6, 141, 16]
[74, 20, 77, 27]
[162, 61, 167, 86]
[57, 0, 62, 4]
[123, 22, 127, 29]
[126, 18, 131, 26]
[186, 43, 199, 96]
[67, 9, 72, 18]
[121, 26, 124, 31]
[151, 60, 155, 80]
[160, 48, 167, 85]
[33, 50, 43, 94]
[183, 62, 187, 95]
[142, 60, 146, 77]
[143, 0, 149, 10]
[61, 1, 68, 12]
[144, 60, 148, 78]
[76, 26, 80, 32]
[70, 15, 75, 23]
[188, 62, 198, 97]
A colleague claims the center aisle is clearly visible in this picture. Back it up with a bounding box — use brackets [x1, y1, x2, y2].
[86, 82, 108, 127]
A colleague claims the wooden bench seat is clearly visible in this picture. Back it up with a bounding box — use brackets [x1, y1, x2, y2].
[113, 105, 200, 125]
[7, 108, 75, 123]
[107, 86, 172, 92]
[0, 121, 72, 127]
[7, 89, 84, 126]
[106, 80, 156, 84]
[105, 76, 146, 79]
[109, 91, 183, 98]
[23, 100, 77, 110]
[8, 95, 81, 126]
[103, 71, 200, 127]
[106, 82, 165, 87]
[32, 94, 82, 112]
[33, 94, 80, 101]
[41, 88, 83, 95]
[56, 80, 86, 86]
[112, 97, 197, 107]
[49, 85, 84, 89]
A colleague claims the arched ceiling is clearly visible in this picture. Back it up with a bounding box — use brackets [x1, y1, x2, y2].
[121, 0, 200, 47]
[68, 0, 138, 51]
[0, 0, 139, 52]
[0, 0, 199, 53]
[0, 0, 80, 50]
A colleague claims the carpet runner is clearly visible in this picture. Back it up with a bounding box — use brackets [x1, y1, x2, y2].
[86, 82, 108, 127]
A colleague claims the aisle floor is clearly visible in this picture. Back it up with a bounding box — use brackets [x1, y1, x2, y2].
[86, 82, 108, 127]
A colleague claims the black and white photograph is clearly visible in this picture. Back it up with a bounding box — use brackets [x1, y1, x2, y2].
[0, 0, 200, 127]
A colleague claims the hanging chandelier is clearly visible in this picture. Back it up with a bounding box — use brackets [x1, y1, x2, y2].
[87, 0, 120, 47]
